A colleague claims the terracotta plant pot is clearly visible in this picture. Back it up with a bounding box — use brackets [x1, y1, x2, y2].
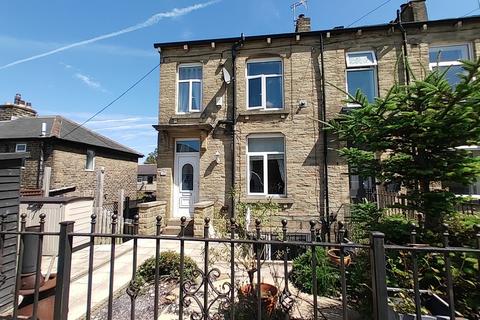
[239, 283, 278, 314]
[327, 249, 351, 267]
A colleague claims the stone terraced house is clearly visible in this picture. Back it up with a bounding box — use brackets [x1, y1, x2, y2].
[153, 0, 480, 236]
[0, 95, 143, 203]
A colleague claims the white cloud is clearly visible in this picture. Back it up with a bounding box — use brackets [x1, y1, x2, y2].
[0, 0, 220, 70]
[74, 73, 103, 90]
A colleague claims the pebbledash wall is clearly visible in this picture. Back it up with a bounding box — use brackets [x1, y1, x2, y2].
[155, 13, 480, 229]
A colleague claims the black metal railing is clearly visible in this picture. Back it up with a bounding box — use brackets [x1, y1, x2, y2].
[0, 213, 479, 320]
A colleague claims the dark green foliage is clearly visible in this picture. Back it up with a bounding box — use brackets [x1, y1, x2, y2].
[350, 203, 413, 244]
[136, 250, 198, 285]
[444, 211, 480, 247]
[290, 248, 339, 296]
[331, 58, 480, 230]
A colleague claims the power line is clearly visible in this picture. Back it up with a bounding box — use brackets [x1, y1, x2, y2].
[461, 0, 480, 17]
[63, 62, 160, 138]
[347, 0, 394, 28]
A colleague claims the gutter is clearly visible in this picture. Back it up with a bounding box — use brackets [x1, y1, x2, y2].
[154, 15, 480, 49]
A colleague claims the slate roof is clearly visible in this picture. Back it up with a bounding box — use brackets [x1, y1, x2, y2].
[138, 164, 157, 175]
[0, 116, 143, 157]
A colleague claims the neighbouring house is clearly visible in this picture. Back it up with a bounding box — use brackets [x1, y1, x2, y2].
[153, 0, 480, 235]
[137, 164, 157, 196]
[0, 94, 143, 203]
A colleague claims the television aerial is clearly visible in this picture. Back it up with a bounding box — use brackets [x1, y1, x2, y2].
[291, 0, 308, 26]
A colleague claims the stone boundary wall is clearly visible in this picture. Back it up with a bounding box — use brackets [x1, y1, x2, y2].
[137, 201, 167, 235]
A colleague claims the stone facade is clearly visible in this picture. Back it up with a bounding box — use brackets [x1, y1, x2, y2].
[0, 138, 138, 202]
[51, 143, 138, 203]
[155, 14, 480, 231]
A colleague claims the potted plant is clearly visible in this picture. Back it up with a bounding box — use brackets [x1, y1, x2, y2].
[209, 190, 285, 316]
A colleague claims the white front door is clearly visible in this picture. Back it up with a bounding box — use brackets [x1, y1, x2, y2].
[173, 140, 200, 217]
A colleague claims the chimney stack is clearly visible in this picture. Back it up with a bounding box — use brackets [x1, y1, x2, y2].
[0, 93, 37, 121]
[400, 0, 428, 22]
[295, 14, 311, 32]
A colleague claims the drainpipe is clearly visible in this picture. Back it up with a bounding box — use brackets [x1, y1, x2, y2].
[397, 9, 410, 85]
[230, 34, 244, 218]
[319, 33, 331, 242]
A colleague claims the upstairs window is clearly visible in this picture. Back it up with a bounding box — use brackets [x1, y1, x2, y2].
[247, 59, 283, 110]
[15, 143, 27, 153]
[85, 150, 95, 171]
[346, 51, 378, 104]
[178, 64, 202, 113]
[247, 135, 285, 196]
[429, 44, 471, 87]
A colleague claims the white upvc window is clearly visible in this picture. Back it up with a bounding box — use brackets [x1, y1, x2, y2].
[177, 64, 202, 114]
[429, 44, 471, 87]
[15, 143, 27, 153]
[247, 134, 286, 196]
[246, 58, 284, 110]
[85, 150, 95, 171]
[345, 51, 378, 104]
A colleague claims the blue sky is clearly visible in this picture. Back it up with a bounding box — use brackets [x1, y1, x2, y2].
[1, 0, 479, 161]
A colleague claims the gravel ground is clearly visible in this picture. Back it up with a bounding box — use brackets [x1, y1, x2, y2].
[92, 280, 179, 320]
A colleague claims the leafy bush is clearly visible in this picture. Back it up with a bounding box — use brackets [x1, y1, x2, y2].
[376, 214, 415, 245]
[290, 248, 339, 296]
[136, 251, 198, 285]
[350, 203, 414, 245]
[444, 211, 480, 247]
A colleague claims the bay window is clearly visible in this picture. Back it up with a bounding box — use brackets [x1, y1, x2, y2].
[247, 59, 283, 110]
[429, 44, 471, 87]
[346, 51, 378, 104]
[178, 64, 202, 113]
[247, 135, 285, 196]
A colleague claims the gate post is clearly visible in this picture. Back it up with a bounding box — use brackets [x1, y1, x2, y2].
[54, 221, 75, 320]
[370, 232, 388, 320]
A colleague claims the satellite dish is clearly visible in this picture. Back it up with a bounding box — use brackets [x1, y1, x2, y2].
[222, 67, 231, 84]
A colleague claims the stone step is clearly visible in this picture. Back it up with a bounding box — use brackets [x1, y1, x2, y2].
[162, 226, 182, 236]
[167, 218, 193, 227]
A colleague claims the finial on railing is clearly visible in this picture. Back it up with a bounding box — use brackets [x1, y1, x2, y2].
[410, 223, 417, 244]
[20, 213, 27, 231]
[442, 223, 450, 247]
[180, 216, 187, 237]
[338, 221, 346, 243]
[111, 213, 118, 224]
[156, 216, 162, 236]
[39, 213, 46, 232]
[255, 219, 261, 238]
[91, 213, 97, 223]
[281, 219, 288, 230]
[133, 214, 139, 234]
[204, 217, 210, 238]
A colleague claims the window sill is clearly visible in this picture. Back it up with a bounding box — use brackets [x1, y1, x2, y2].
[237, 110, 289, 121]
[240, 196, 294, 205]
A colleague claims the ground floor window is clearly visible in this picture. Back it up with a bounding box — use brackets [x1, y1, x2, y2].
[247, 135, 285, 196]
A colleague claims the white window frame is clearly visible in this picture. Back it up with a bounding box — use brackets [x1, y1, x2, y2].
[176, 63, 203, 114]
[246, 133, 286, 197]
[428, 43, 471, 70]
[345, 51, 378, 106]
[85, 150, 95, 171]
[15, 143, 27, 153]
[246, 58, 284, 110]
